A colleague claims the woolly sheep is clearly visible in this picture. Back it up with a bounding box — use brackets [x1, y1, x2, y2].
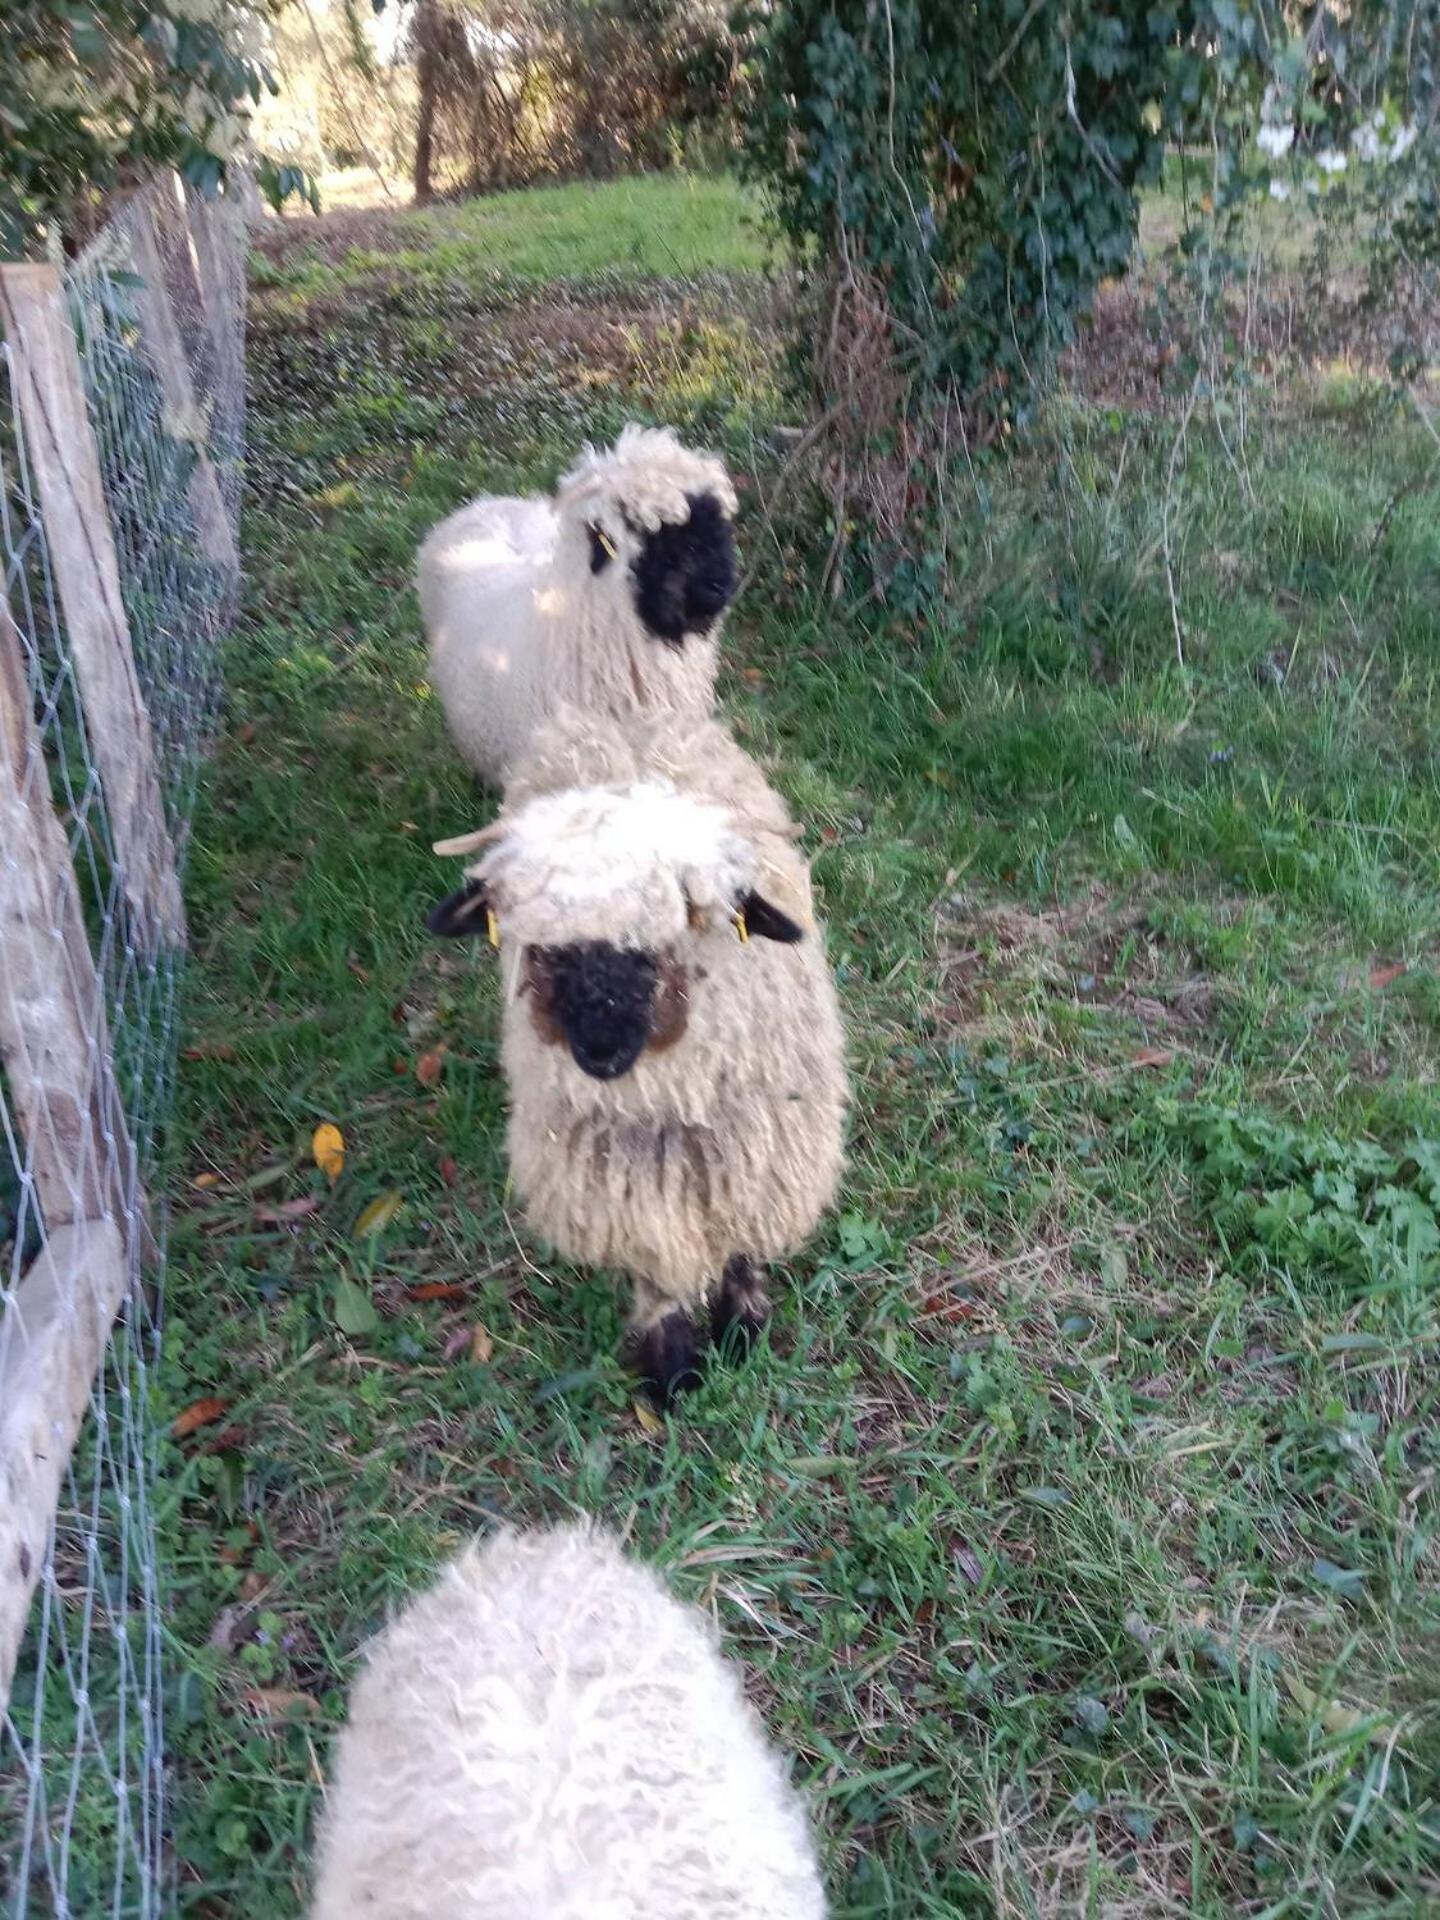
[418, 425, 739, 788]
[425, 709, 847, 1403]
[309, 1524, 827, 1920]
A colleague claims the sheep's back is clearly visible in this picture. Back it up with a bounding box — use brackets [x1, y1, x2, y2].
[419, 495, 559, 784]
[308, 1527, 827, 1919]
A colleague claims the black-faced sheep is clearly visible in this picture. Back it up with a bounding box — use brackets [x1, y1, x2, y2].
[426, 709, 848, 1404]
[308, 1524, 828, 1920]
[417, 425, 738, 789]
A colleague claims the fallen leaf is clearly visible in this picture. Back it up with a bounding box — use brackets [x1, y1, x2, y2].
[952, 1540, 984, 1586]
[438, 1156, 459, 1187]
[236, 723, 257, 746]
[182, 1043, 236, 1063]
[788, 1454, 852, 1477]
[922, 1293, 976, 1323]
[632, 1399, 664, 1435]
[1281, 1669, 1393, 1744]
[208, 1605, 246, 1652]
[243, 1165, 291, 1193]
[1022, 1485, 1072, 1510]
[244, 1688, 319, 1719]
[1132, 1047, 1174, 1069]
[1369, 961, 1407, 990]
[442, 1324, 473, 1361]
[416, 1046, 447, 1087]
[405, 1281, 467, 1302]
[172, 1397, 229, 1440]
[347, 958, 372, 985]
[192, 1172, 221, 1190]
[1311, 1556, 1365, 1599]
[312, 1123, 345, 1184]
[254, 1195, 319, 1225]
[469, 1323, 494, 1364]
[332, 1275, 377, 1337]
[354, 1189, 403, 1239]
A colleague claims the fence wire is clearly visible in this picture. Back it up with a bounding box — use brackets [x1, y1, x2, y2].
[0, 175, 244, 1919]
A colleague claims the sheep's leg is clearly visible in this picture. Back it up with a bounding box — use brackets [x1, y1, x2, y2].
[709, 1254, 771, 1360]
[626, 1279, 703, 1410]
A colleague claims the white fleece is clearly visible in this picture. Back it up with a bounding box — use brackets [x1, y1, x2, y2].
[418, 426, 736, 787]
[309, 1525, 828, 1920]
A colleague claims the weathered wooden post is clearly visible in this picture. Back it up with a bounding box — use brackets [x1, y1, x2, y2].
[0, 264, 186, 951]
[0, 594, 140, 1707]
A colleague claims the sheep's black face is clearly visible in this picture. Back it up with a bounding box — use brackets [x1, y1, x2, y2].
[629, 492, 736, 646]
[535, 942, 660, 1081]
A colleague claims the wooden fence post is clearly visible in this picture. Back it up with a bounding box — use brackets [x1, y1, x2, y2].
[0, 264, 185, 951]
[130, 205, 239, 577]
[0, 597, 140, 1237]
[0, 1216, 128, 1708]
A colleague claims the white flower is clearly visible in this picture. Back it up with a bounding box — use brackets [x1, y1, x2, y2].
[1269, 178, 1292, 202]
[1257, 124, 1294, 158]
[1316, 149, 1347, 175]
[1391, 124, 1417, 161]
[1351, 123, 1382, 162]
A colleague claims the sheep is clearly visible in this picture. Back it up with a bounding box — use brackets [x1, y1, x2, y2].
[309, 1523, 829, 1920]
[425, 708, 848, 1404]
[417, 425, 739, 789]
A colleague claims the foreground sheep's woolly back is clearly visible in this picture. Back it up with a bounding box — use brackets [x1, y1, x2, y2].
[427, 709, 847, 1402]
[309, 1525, 829, 1920]
[418, 425, 738, 787]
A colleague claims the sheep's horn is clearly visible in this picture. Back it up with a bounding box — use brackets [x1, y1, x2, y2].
[433, 823, 504, 858]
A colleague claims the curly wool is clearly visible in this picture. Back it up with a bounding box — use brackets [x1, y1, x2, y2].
[308, 1525, 828, 1920]
[455, 708, 847, 1321]
[417, 426, 737, 788]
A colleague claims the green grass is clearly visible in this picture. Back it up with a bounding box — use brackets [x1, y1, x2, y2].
[162, 173, 1440, 1916]
[253, 169, 769, 296]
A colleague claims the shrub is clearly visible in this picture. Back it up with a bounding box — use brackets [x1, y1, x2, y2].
[0, 1, 292, 258]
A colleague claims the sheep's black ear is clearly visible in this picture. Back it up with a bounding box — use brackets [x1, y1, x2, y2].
[739, 890, 804, 944]
[587, 524, 615, 574]
[426, 878, 494, 940]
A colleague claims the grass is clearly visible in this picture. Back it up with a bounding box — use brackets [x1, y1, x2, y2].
[253, 167, 769, 294]
[161, 171, 1440, 1916]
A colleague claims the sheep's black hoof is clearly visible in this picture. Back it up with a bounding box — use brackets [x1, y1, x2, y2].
[710, 1255, 771, 1362]
[629, 1311, 703, 1410]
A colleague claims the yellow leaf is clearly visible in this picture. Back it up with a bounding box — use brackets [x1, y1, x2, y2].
[632, 1399, 664, 1435]
[354, 1189, 403, 1238]
[1281, 1669, 1393, 1745]
[312, 1124, 345, 1184]
[469, 1322, 494, 1364]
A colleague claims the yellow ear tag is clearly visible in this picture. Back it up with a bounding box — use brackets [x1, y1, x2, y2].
[733, 907, 749, 944]
[597, 527, 617, 559]
[486, 909, 500, 949]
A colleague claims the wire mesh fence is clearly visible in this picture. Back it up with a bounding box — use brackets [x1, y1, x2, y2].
[0, 173, 244, 1919]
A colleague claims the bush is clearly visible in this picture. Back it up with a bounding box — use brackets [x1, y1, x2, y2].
[1, 1, 287, 258]
[742, 3, 1181, 428]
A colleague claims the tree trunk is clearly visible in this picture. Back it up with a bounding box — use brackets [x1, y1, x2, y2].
[413, 0, 440, 205]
